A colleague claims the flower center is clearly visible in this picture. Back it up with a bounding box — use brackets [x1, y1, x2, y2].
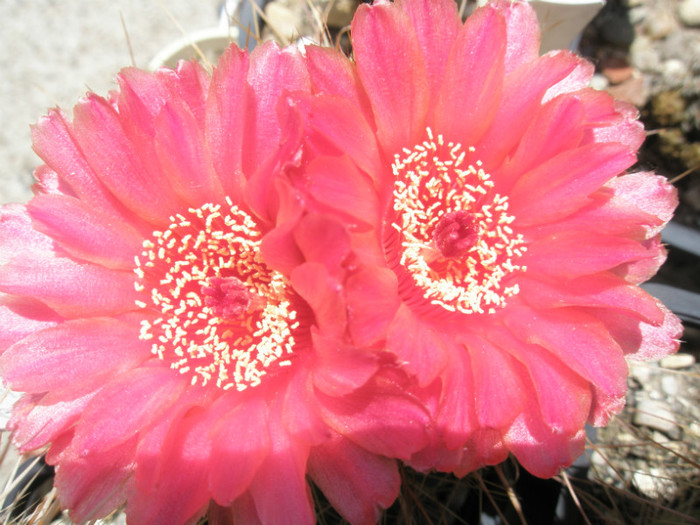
[133, 198, 298, 391]
[390, 127, 526, 315]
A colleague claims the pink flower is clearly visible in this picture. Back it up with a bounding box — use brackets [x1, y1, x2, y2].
[293, 0, 682, 477]
[0, 43, 429, 524]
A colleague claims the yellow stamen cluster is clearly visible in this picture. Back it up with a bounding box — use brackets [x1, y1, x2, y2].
[391, 128, 526, 315]
[134, 198, 298, 391]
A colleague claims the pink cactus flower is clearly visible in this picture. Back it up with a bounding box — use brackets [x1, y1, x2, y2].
[0, 42, 430, 525]
[293, 0, 682, 477]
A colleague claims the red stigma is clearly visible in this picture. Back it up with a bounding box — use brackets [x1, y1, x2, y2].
[433, 210, 479, 258]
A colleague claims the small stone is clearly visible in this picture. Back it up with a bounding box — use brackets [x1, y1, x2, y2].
[590, 73, 610, 91]
[628, 6, 648, 25]
[650, 90, 686, 127]
[630, 35, 662, 73]
[629, 362, 653, 384]
[660, 353, 696, 369]
[644, 8, 678, 40]
[679, 0, 700, 27]
[606, 74, 648, 107]
[601, 55, 634, 84]
[325, 0, 356, 27]
[662, 59, 688, 87]
[633, 399, 680, 439]
[660, 374, 680, 396]
[633, 468, 675, 499]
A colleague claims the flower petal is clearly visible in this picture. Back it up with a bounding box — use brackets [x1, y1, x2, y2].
[386, 304, 450, 387]
[72, 365, 187, 456]
[304, 155, 380, 228]
[0, 318, 147, 396]
[27, 193, 143, 270]
[0, 295, 60, 355]
[399, 0, 461, 102]
[308, 434, 400, 525]
[206, 45, 249, 203]
[345, 267, 400, 346]
[464, 334, 526, 430]
[72, 94, 181, 224]
[505, 307, 627, 404]
[128, 407, 213, 525]
[509, 143, 636, 225]
[249, 410, 314, 525]
[317, 373, 430, 460]
[352, 0, 429, 156]
[55, 438, 136, 523]
[208, 397, 270, 505]
[434, 3, 506, 146]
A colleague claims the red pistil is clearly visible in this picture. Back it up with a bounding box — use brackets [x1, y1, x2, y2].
[433, 210, 479, 258]
[202, 276, 252, 319]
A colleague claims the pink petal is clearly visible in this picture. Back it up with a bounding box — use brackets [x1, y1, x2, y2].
[231, 492, 263, 525]
[616, 236, 667, 284]
[500, 95, 586, 186]
[8, 390, 95, 452]
[115, 67, 168, 131]
[317, 373, 430, 460]
[386, 304, 450, 387]
[398, 0, 461, 102]
[0, 254, 138, 318]
[0, 318, 147, 395]
[304, 155, 380, 228]
[509, 143, 636, 225]
[293, 213, 351, 279]
[577, 90, 646, 151]
[291, 263, 347, 335]
[154, 101, 223, 206]
[519, 273, 666, 326]
[259, 178, 305, 275]
[206, 45, 249, 203]
[434, 4, 506, 146]
[504, 307, 627, 402]
[0, 295, 60, 355]
[596, 305, 682, 362]
[54, 437, 136, 523]
[243, 42, 309, 176]
[464, 334, 526, 429]
[310, 330, 379, 397]
[477, 51, 581, 171]
[27, 193, 143, 270]
[504, 406, 586, 478]
[0, 203, 55, 260]
[72, 365, 187, 456]
[542, 50, 595, 102]
[209, 397, 270, 505]
[352, 0, 429, 156]
[487, 327, 591, 435]
[608, 172, 678, 238]
[31, 109, 128, 218]
[0, 256, 138, 318]
[305, 94, 383, 182]
[491, 0, 541, 75]
[72, 94, 182, 224]
[308, 435, 400, 524]
[433, 348, 478, 450]
[524, 232, 654, 279]
[128, 407, 213, 525]
[305, 46, 372, 115]
[280, 368, 329, 446]
[248, 412, 314, 525]
[345, 267, 400, 346]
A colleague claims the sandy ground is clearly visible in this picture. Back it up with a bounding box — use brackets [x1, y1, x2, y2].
[0, 0, 222, 205]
